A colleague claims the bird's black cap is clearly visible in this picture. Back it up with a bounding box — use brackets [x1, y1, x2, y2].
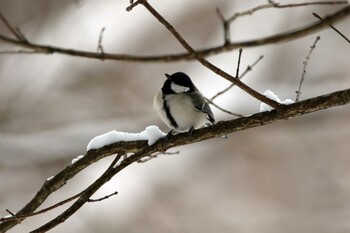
[164, 72, 194, 89]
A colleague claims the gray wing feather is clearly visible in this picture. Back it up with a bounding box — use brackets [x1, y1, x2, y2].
[190, 91, 215, 124]
[201, 101, 215, 124]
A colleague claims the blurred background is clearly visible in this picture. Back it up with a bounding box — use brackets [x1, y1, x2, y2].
[0, 0, 350, 232]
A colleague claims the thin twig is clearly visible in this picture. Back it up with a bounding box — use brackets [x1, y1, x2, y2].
[276, 1, 348, 8]
[126, 0, 145, 12]
[87, 191, 118, 202]
[97, 27, 106, 55]
[313, 12, 350, 44]
[295, 36, 321, 102]
[235, 48, 243, 78]
[0, 193, 81, 223]
[228, 1, 277, 23]
[205, 98, 244, 117]
[216, 7, 230, 45]
[227, 1, 348, 23]
[0, 11, 27, 42]
[210, 55, 264, 102]
[15, 27, 28, 42]
[5, 210, 15, 217]
[205, 49, 245, 116]
[138, 151, 180, 163]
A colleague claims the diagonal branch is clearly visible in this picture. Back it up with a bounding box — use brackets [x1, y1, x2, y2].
[132, 0, 283, 111]
[313, 12, 350, 43]
[0, 6, 349, 62]
[0, 11, 28, 42]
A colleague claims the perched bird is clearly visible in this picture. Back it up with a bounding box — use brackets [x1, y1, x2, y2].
[153, 72, 214, 134]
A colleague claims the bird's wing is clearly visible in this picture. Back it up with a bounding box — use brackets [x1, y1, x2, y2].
[190, 92, 215, 124]
[200, 101, 215, 124]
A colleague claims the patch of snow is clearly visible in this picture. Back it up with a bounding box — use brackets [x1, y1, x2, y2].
[71, 155, 84, 164]
[46, 176, 54, 181]
[87, 125, 166, 151]
[260, 90, 294, 112]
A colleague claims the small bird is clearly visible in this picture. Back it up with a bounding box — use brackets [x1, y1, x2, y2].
[153, 72, 214, 134]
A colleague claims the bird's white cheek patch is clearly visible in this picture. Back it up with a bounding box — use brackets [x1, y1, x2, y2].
[171, 82, 190, 93]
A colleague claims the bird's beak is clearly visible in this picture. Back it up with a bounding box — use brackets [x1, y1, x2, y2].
[165, 73, 171, 80]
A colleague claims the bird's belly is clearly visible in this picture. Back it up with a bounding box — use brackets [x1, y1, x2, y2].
[166, 95, 207, 132]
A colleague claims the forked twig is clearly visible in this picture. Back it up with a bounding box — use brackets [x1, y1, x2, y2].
[0, 11, 28, 43]
[216, 7, 230, 45]
[210, 55, 264, 102]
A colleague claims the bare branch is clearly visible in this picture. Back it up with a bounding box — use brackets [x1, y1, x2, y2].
[216, 7, 230, 45]
[313, 12, 350, 44]
[137, 151, 180, 163]
[4, 210, 15, 218]
[97, 27, 106, 55]
[276, 1, 348, 8]
[87, 191, 118, 202]
[126, 0, 145, 12]
[0, 11, 28, 42]
[0, 6, 349, 62]
[227, 1, 277, 23]
[235, 48, 243, 78]
[205, 98, 244, 117]
[295, 36, 321, 102]
[210, 55, 264, 102]
[227, 1, 348, 23]
[1, 193, 81, 223]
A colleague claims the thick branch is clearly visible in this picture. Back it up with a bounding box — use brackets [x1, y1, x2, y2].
[1, 88, 349, 232]
[0, 6, 349, 62]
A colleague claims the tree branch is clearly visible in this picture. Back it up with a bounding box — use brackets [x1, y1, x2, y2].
[313, 12, 350, 43]
[227, 1, 348, 23]
[210, 55, 264, 102]
[30, 155, 122, 233]
[1, 88, 349, 232]
[132, 0, 284, 111]
[0, 6, 349, 62]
